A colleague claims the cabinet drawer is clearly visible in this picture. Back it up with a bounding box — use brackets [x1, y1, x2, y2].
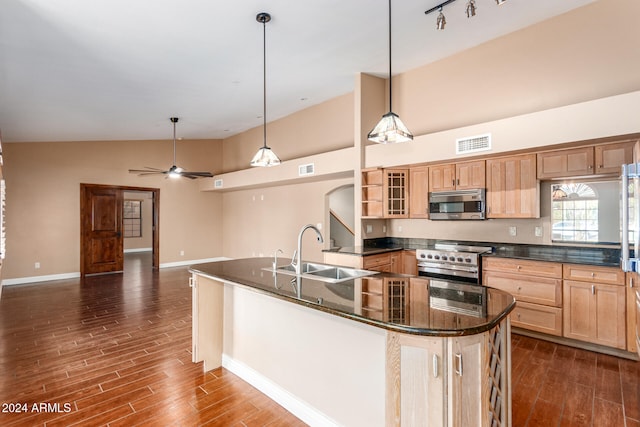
[511, 301, 562, 336]
[483, 257, 562, 278]
[363, 253, 392, 269]
[483, 272, 562, 307]
[563, 264, 624, 285]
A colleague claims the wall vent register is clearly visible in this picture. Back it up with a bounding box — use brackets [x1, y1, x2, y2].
[456, 133, 491, 154]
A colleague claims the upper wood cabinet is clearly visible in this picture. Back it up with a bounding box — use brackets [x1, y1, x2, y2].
[595, 141, 634, 174]
[409, 166, 429, 219]
[362, 168, 408, 219]
[429, 161, 485, 192]
[537, 141, 634, 179]
[486, 154, 539, 218]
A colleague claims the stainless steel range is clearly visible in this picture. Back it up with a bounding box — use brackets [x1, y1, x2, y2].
[416, 243, 493, 284]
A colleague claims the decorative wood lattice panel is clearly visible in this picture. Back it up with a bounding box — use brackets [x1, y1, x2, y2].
[488, 322, 506, 426]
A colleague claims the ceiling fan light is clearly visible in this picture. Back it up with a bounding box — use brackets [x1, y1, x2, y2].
[368, 112, 414, 144]
[250, 146, 281, 167]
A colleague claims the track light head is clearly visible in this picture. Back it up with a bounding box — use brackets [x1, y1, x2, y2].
[466, 0, 477, 18]
[436, 7, 446, 30]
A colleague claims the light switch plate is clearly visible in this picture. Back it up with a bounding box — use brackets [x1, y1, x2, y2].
[509, 226, 517, 237]
[366, 224, 373, 233]
[535, 226, 543, 237]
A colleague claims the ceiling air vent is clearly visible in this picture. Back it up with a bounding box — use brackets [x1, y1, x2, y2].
[298, 163, 315, 177]
[456, 133, 491, 155]
[214, 179, 223, 189]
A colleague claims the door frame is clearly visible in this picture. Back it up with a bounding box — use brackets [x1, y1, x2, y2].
[80, 183, 160, 276]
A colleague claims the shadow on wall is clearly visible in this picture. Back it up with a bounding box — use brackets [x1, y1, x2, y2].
[328, 185, 354, 249]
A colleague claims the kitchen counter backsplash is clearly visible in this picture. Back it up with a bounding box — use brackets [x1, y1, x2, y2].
[359, 237, 623, 268]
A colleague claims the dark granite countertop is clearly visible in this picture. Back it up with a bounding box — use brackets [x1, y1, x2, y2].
[359, 238, 623, 268]
[189, 258, 515, 337]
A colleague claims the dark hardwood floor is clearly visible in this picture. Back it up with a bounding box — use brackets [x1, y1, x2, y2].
[0, 252, 637, 426]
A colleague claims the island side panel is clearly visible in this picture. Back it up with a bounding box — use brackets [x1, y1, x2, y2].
[192, 273, 224, 371]
[222, 283, 387, 427]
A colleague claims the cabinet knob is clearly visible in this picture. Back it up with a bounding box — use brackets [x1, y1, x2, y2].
[630, 277, 634, 288]
[591, 272, 595, 278]
[591, 285, 595, 295]
[455, 353, 463, 376]
[432, 354, 439, 378]
[588, 165, 593, 169]
[517, 286, 522, 292]
[517, 313, 521, 320]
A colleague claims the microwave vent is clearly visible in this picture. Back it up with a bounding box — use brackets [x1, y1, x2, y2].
[298, 163, 315, 176]
[456, 133, 491, 154]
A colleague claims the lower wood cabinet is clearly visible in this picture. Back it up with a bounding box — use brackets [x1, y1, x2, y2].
[483, 257, 562, 336]
[386, 319, 510, 427]
[563, 264, 626, 350]
[626, 272, 638, 355]
[324, 250, 413, 274]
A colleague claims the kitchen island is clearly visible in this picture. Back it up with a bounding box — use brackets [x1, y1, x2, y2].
[189, 258, 515, 427]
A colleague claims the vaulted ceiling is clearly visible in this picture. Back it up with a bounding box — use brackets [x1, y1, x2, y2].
[0, 0, 594, 142]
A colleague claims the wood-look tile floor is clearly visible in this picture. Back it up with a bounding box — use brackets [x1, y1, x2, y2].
[0, 252, 637, 426]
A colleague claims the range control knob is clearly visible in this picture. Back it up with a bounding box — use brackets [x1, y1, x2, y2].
[434, 255, 440, 260]
[427, 254, 433, 259]
[457, 257, 464, 262]
[465, 258, 472, 263]
[420, 253, 426, 259]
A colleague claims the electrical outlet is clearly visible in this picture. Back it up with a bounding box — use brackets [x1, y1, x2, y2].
[398, 225, 403, 233]
[180, 250, 184, 256]
[366, 224, 373, 233]
[535, 226, 543, 237]
[382, 225, 387, 233]
[35, 262, 40, 269]
[509, 226, 517, 237]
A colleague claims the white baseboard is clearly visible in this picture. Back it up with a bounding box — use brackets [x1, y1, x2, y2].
[221, 354, 338, 427]
[124, 248, 152, 253]
[2, 257, 232, 286]
[159, 257, 231, 269]
[2, 272, 81, 286]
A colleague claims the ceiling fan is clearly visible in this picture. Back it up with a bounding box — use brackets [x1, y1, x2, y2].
[129, 117, 214, 179]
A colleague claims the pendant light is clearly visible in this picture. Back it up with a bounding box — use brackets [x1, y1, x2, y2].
[367, 0, 413, 144]
[250, 12, 281, 167]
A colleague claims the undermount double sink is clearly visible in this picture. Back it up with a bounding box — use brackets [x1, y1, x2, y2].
[268, 262, 377, 283]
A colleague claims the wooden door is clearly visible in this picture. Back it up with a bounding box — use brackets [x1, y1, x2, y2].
[592, 283, 626, 349]
[81, 184, 124, 275]
[456, 160, 485, 189]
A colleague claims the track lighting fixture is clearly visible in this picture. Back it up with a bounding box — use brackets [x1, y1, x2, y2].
[466, 0, 477, 18]
[436, 7, 446, 30]
[426, 0, 507, 27]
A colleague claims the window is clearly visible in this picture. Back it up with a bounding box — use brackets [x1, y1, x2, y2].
[550, 181, 622, 243]
[123, 200, 142, 238]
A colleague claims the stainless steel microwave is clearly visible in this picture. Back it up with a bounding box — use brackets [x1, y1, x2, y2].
[429, 189, 486, 220]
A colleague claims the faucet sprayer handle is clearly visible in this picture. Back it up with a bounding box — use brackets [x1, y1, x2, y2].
[291, 250, 298, 266]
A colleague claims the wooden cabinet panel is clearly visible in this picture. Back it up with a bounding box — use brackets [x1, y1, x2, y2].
[595, 141, 634, 174]
[409, 166, 429, 219]
[511, 301, 563, 336]
[384, 169, 409, 218]
[362, 168, 384, 218]
[486, 154, 539, 218]
[636, 287, 640, 357]
[401, 250, 418, 276]
[449, 334, 486, 427]
[563, 279, 626, 349]
[483, 257, 562, 278]
[429, 164, 456, 192]
[563, 264, 625, 285]
[537, 147, 594, 179]
[482, 271, 562, 307]
[363, 252, 392, 271]
[428, 161, 485, 193]
[456, 160, 486, 189]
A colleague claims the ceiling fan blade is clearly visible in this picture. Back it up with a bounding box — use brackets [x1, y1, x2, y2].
[129, 167, 165, 173]
[181, 171, 214, 177]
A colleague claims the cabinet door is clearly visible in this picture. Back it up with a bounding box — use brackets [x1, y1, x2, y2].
[362, 168, 384, 218]
[636, 287, 640, 357]
[486, 154, 539, 218]
[563, 280, 626, 349]
[537, 146, 594, 179]
[384, 169, 409, 218]
[409, 166, 429, 218]
[449, 334, 487, 427]
[386, 333, 445, 427]
[595, 141, 634, 174]
[456, 160, 486, 189]
[429, 164, 456, 192]
[401, 250, 418, 276]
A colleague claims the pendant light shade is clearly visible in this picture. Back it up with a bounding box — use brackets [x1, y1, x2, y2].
[251, 12, 281, 167]
[368, 0, 413, 144]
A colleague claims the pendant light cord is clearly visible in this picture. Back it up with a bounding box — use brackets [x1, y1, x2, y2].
[172, 118, 177, 166]
[388, 0, 392, 113]
[262, 18, 267, 149]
